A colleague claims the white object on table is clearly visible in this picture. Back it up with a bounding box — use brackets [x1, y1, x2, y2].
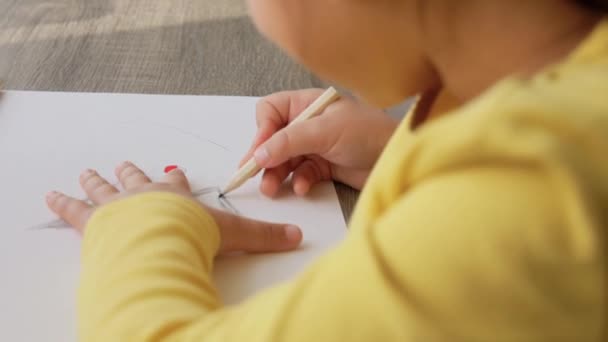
[0, 91, 347, 342]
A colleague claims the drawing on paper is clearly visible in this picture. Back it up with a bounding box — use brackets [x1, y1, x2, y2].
[118, 120, 231, 152]
[28, 186, 239, 230]
[26, 116, 239, 232]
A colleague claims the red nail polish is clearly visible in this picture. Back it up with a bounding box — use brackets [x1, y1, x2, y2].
[164, 165, 178, 173]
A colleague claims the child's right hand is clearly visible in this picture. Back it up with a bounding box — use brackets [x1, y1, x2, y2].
[241, 89, 398, 197]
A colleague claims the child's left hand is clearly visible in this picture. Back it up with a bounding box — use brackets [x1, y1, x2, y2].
[46, 161, 303, 255]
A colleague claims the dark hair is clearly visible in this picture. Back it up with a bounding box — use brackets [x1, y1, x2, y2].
[577, 0, 608, 11]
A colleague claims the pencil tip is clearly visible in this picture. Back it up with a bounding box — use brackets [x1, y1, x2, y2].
[218, 193, 225, 198]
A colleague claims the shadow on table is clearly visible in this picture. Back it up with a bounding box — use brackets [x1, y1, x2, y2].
[0, 16, 321, 96]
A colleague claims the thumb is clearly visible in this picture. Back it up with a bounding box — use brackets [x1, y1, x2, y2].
[253, 119, 329, 168]
[220, 216, 303, 254]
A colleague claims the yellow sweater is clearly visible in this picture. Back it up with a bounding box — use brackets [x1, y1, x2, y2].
[79, 20, 608, 341]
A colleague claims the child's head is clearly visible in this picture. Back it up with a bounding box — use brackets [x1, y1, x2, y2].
[247, 0, 606, 106]
[246, 0, 432, 107]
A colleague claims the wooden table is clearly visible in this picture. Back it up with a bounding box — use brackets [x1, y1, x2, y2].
[0, 0, 359, 220]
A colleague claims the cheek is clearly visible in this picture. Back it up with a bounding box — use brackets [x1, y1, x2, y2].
[246, 1, 321, 73]
[246, 0, 272, 37]
[246, 0, 292, 47]
[246, 1, 430, 107]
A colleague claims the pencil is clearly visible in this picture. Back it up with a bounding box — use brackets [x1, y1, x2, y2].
[220, 87, 341, 196]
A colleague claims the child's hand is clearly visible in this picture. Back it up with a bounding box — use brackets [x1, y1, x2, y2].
[46, 161, 302, 255]
[241, 89, 398, 196]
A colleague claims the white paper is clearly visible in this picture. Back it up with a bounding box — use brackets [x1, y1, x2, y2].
[0, 91, 347, 341]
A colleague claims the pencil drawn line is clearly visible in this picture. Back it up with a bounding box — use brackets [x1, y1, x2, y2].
[193, 186, 241, 215]
[29, 218, 71, 230]
[118, 120, 231, 152]
[219, 196, 240, 215]
[27, 183, 118, 230]
[28, 186, 240, 230]
[192, 186, 221, 197]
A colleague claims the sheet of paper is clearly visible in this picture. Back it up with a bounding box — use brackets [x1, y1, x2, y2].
[0, 91, 347, 341]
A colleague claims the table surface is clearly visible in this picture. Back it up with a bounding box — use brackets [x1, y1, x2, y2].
[0, 0, 359, 221]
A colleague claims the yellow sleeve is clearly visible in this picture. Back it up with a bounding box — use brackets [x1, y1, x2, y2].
[78, 168, 602, 341]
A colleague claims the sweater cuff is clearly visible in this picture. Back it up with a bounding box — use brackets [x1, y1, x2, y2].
[83, 192, 221, 265]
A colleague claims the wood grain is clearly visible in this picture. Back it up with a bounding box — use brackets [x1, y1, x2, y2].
[0, 0, 359, 221]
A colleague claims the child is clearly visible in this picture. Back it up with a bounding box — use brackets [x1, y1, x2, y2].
[47, 0, 608, 340]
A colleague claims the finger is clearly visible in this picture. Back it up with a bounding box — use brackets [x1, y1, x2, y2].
[161, 168, 191, 192]
[239, 89, 326, 167]
[291, 158, 332, 196]
[215, 211, 303, 254]
[239, 121, 277, 167]
[260, 157, 304, 197]
[46, 191, 94, 232]
[255, 88, 327, 130]
[260, 162, 293, 197]
[253, 118, 331, 168]
[115, 161, 151, 190]
[79, 169, 118, 205]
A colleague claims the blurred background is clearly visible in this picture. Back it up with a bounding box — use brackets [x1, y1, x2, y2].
[0, 0, 414, 217]
[0, 0, 410, 117]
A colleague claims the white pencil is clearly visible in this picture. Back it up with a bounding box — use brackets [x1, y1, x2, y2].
[220, 87, 341, 196]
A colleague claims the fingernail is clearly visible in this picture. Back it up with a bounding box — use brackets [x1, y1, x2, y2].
[46, 191, 59, 202]
[164, 164, 178, 173]
[254, 146, 270, 165]
[116, 161, 131, 174]
[294, 182, 308, 196]
[284, 225, 302, 243]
